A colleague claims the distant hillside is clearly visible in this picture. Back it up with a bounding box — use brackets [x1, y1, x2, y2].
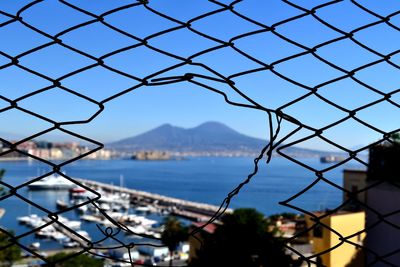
[107, 122, 330, 156]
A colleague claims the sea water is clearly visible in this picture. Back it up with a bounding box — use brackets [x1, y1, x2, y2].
[0, 156, 364, 251]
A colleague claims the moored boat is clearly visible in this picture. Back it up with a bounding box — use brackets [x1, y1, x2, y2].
[56, 199, 68, 210]
[28, 174, 76, 190]
[69, 187, 86, 194]
[29, 242, 40, 251]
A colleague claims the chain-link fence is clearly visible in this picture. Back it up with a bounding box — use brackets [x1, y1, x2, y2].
[0, 0, 399, 266]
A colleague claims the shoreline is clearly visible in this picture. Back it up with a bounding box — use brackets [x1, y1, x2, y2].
[0, 152, 325, 162]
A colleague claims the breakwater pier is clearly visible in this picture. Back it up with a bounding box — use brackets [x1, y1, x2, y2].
[76, 179, 232, 222]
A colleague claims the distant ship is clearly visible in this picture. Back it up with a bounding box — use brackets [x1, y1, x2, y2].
[320, 155, 345, 163]
[28, 174, 76, 190]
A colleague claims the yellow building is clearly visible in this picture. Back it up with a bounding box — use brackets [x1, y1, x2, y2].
[305, 211, 365, 267]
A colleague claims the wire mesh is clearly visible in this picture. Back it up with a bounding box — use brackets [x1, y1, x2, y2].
[0, 0, 399, 266]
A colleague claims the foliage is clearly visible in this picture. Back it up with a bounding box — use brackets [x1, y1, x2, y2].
[161, 216, 187, 266]
[189, 208, 295, 267]
[161, 216, 188, 252]
[46, 252, 103, 267]
[0, 170, 19, 267]
[0, 232, 21, 267]
[391, 132, 400, 143]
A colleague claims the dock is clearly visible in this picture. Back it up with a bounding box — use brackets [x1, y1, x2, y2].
[43, 217, 91, 247]
[76, 179, 232, 222]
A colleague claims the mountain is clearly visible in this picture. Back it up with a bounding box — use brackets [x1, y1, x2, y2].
[108, 122, 329, 156]
[108, 122, 265, 152]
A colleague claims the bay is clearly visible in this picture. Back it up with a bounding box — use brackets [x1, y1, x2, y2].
[0, 156, 365, 214]
[0, 156, 364, 251]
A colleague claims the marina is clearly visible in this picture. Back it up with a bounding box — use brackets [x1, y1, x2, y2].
[75, 178, 233, 222]
[7, 174, 233, 264]
[13, 185, 187, 264]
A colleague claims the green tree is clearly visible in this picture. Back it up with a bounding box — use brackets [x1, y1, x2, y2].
[391, 132, 400, 143]
[0, 170, 19, 267]
[46, 252, 103, 267]
[189, 208, 295, 267]
[161, 216, 187, 267]
[0, 232, 21, 267]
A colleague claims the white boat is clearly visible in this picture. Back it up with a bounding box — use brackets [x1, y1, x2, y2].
[145, 230, 161, 239]
[63, 241, 79, 248]
[76, 230, 91, 241]
[119, 214, 156, 227]
[98, 193, 130, 208]
[30, 218, 45, 228]
[28, 174, 76, 190]
[56, 199, 68, 210]
[57, 216, 81, 230]
[78, 205, 88, 213]
[100, 219, 115, 227]
[18, 214, 45, 228]
[126, 225, 147, 235]
[52, 232, 68, 242]
[135, 206, 151, 213]
[17, 215, 34, 224]
[140, 217, 157, 227]
[106, 212, 124, 219]
[29, 242, 40, 251]
[81, 215, 102, 223]
[36, 229, 55, 239]
[70, 190, 95, 200]
[99, 203, 111, 211]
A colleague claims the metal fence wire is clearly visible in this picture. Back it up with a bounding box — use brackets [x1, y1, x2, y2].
[0, 0, 399, 266]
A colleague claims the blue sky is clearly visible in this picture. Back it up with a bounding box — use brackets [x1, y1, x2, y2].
[0, 0, 399, 151]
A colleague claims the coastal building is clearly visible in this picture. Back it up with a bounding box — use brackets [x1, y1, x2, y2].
[84, 148, 112, 160]
[305, 211, 365, 267]
[28, 148, 51, 159]
[311, 142, 400, 266]
[303, 169, 368, 266]
[188, 222, 217, 262]
[0, 141, 115, 160]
